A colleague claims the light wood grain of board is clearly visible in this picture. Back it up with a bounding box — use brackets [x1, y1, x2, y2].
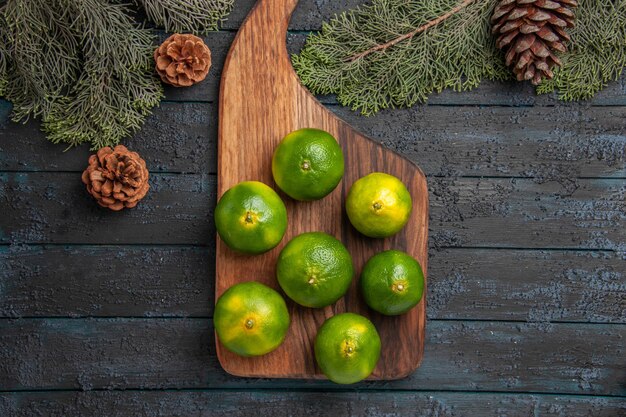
[215, 0, 428, 380]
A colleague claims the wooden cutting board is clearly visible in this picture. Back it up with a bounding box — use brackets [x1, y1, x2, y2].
[216, 0, 429, 380]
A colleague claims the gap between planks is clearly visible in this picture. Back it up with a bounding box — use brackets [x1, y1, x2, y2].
[0, 243, 622, 252]
[0, 317, 621, 326]
[0, 170, 624, 181]
[0, 387, 624, 399]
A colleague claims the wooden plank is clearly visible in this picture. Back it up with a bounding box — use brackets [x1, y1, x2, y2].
[0, 102, 217, 174]
[329, 105, 626, 180]
[1, 391, 624, 417]
[0, 319, 623, 394]
[1, 174, 623, 249]
[224, 0, 370, 32]
[0, 245, 212, 318]
[2, 246, 624, 323]
[0, 173, 216, 245]
[426, 249, 626, 323]
[2, 100, 624, 179]
[427, 177, 625, 251]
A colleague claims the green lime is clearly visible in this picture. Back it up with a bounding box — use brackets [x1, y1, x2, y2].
[215, 181, 287, 254]
[272, 128, 344, 201]
[361, 250, 424, 315]
[214, 281, 290, 357]
[345, 172, 412, 238]
[276, 232, 354, 308]
[314, 313, 381, 384]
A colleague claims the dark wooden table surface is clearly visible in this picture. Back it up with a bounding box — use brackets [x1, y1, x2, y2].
[1, 1, 625, 415]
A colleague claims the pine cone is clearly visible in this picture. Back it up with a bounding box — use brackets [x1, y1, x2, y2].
[154, 34, 211, 87]
[81, 145, 150, 211]
[491, 0, 577, 85]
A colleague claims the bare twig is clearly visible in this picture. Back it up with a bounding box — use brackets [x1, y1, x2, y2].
[346, 0, 476, 63]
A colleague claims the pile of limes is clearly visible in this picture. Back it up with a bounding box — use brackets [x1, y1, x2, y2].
[213, 128, 425, 384]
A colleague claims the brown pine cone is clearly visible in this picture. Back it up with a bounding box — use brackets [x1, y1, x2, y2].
[491, 0, 578, 85]
[81, 145, 150, 211]
[154, 33, 212, 87]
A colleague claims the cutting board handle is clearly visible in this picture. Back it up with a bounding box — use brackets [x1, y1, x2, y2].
[250, 0, 300, 28]
[225, 0, 300, 79]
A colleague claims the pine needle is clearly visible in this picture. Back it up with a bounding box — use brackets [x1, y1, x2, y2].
[0, 0, 232, 149]
[293, 0, 626, 115]
[0, 13, 8, 97]
[536, 0, 626, 100]
[134, 0, 234, 34]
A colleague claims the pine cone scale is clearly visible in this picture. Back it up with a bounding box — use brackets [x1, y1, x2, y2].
[553, 26, 570, 39]
[515, 34, 535, 52]
[102, 180, 114, 196]
[508, 8, 529, 20]
[501, 20, 523, 33]
[550, 41, 567, 53]
[540, 1, 561, 9]
[493, 6, 514, 21]
[530, 10, 552, 21]
[491, 0, 577, 85]
[547, 15, 567, 27]
[536, 27, 559, 42]
[520, 23, 540, 34]
[531, 41, 549, 57]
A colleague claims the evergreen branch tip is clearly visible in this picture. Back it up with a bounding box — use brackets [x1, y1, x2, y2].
[346, 0, 477, 63]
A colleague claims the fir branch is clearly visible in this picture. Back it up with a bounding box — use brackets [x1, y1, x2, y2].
[347, 0, 477, 63]
[134, 0, 234, 34]
[1, 0, 234, 149]
[2, 0, 82, 120]
[536, 0, 626, 101]
[41, 0, 163, 149]
[0, 11, 9, 96]
[293, 0, 626, 114]
[0, 0, 163, 149]
[293, 0, 510, 115]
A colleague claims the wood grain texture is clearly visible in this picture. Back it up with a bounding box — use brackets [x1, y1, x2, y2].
[0, 245, 213, 318]
[0, 102, 218, 174]
[215, 0, 429, 379]
[0, 0, 625, 412]
[1, 174, 623, 251]
[2, 99, 625, 180]
[0, 173, 216, 245]
[0, 319, 624, 394]
[1, 391, 624, 417]
[2, 246, 624, 323]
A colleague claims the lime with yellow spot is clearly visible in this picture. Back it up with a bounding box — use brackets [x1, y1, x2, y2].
[215, 181, 287, 254]
[214, 281, 290, 357]
[276, 232, 353, 308]
[360, 250, 424, 316]
[314, 313, 381, 384]
[272, 128, 344, 201]
[345, 172, 412, 238]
